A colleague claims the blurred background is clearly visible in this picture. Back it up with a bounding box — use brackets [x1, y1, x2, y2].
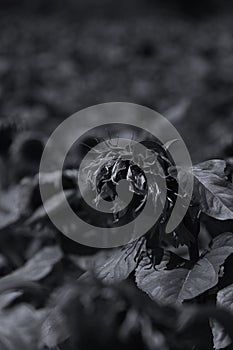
[0, 0, 233, 165]
[0, 3, 233, 349]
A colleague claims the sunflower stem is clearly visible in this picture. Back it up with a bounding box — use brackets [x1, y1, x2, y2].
[188, 238, 199, 262]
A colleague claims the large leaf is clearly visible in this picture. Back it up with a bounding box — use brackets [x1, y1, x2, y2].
[211, 283, 233, 349]
[136, 233, 233, 304]
[192, 159, 233, 220]
[75, 241, 143, 284]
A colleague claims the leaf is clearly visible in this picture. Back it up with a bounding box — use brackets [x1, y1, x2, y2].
[211, 283, 233, 349]
[136, 252, 212, 305]
[0, 246, 63, 284]
[179, 305, 233, 350]
[0, 186, 21, 230]
[75, 241, 143, 284]
[40, 286, 78, 348]
[192, 159, 233, 220]
[26, 189, 74, 225]
[19, 169, 78, 223]
[0, 291, 22, 310]
[136, 233, 233, 304]
[40, 307, 69, 348]
[0, 304, 43, 350]
[164, 99, 190, 123]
